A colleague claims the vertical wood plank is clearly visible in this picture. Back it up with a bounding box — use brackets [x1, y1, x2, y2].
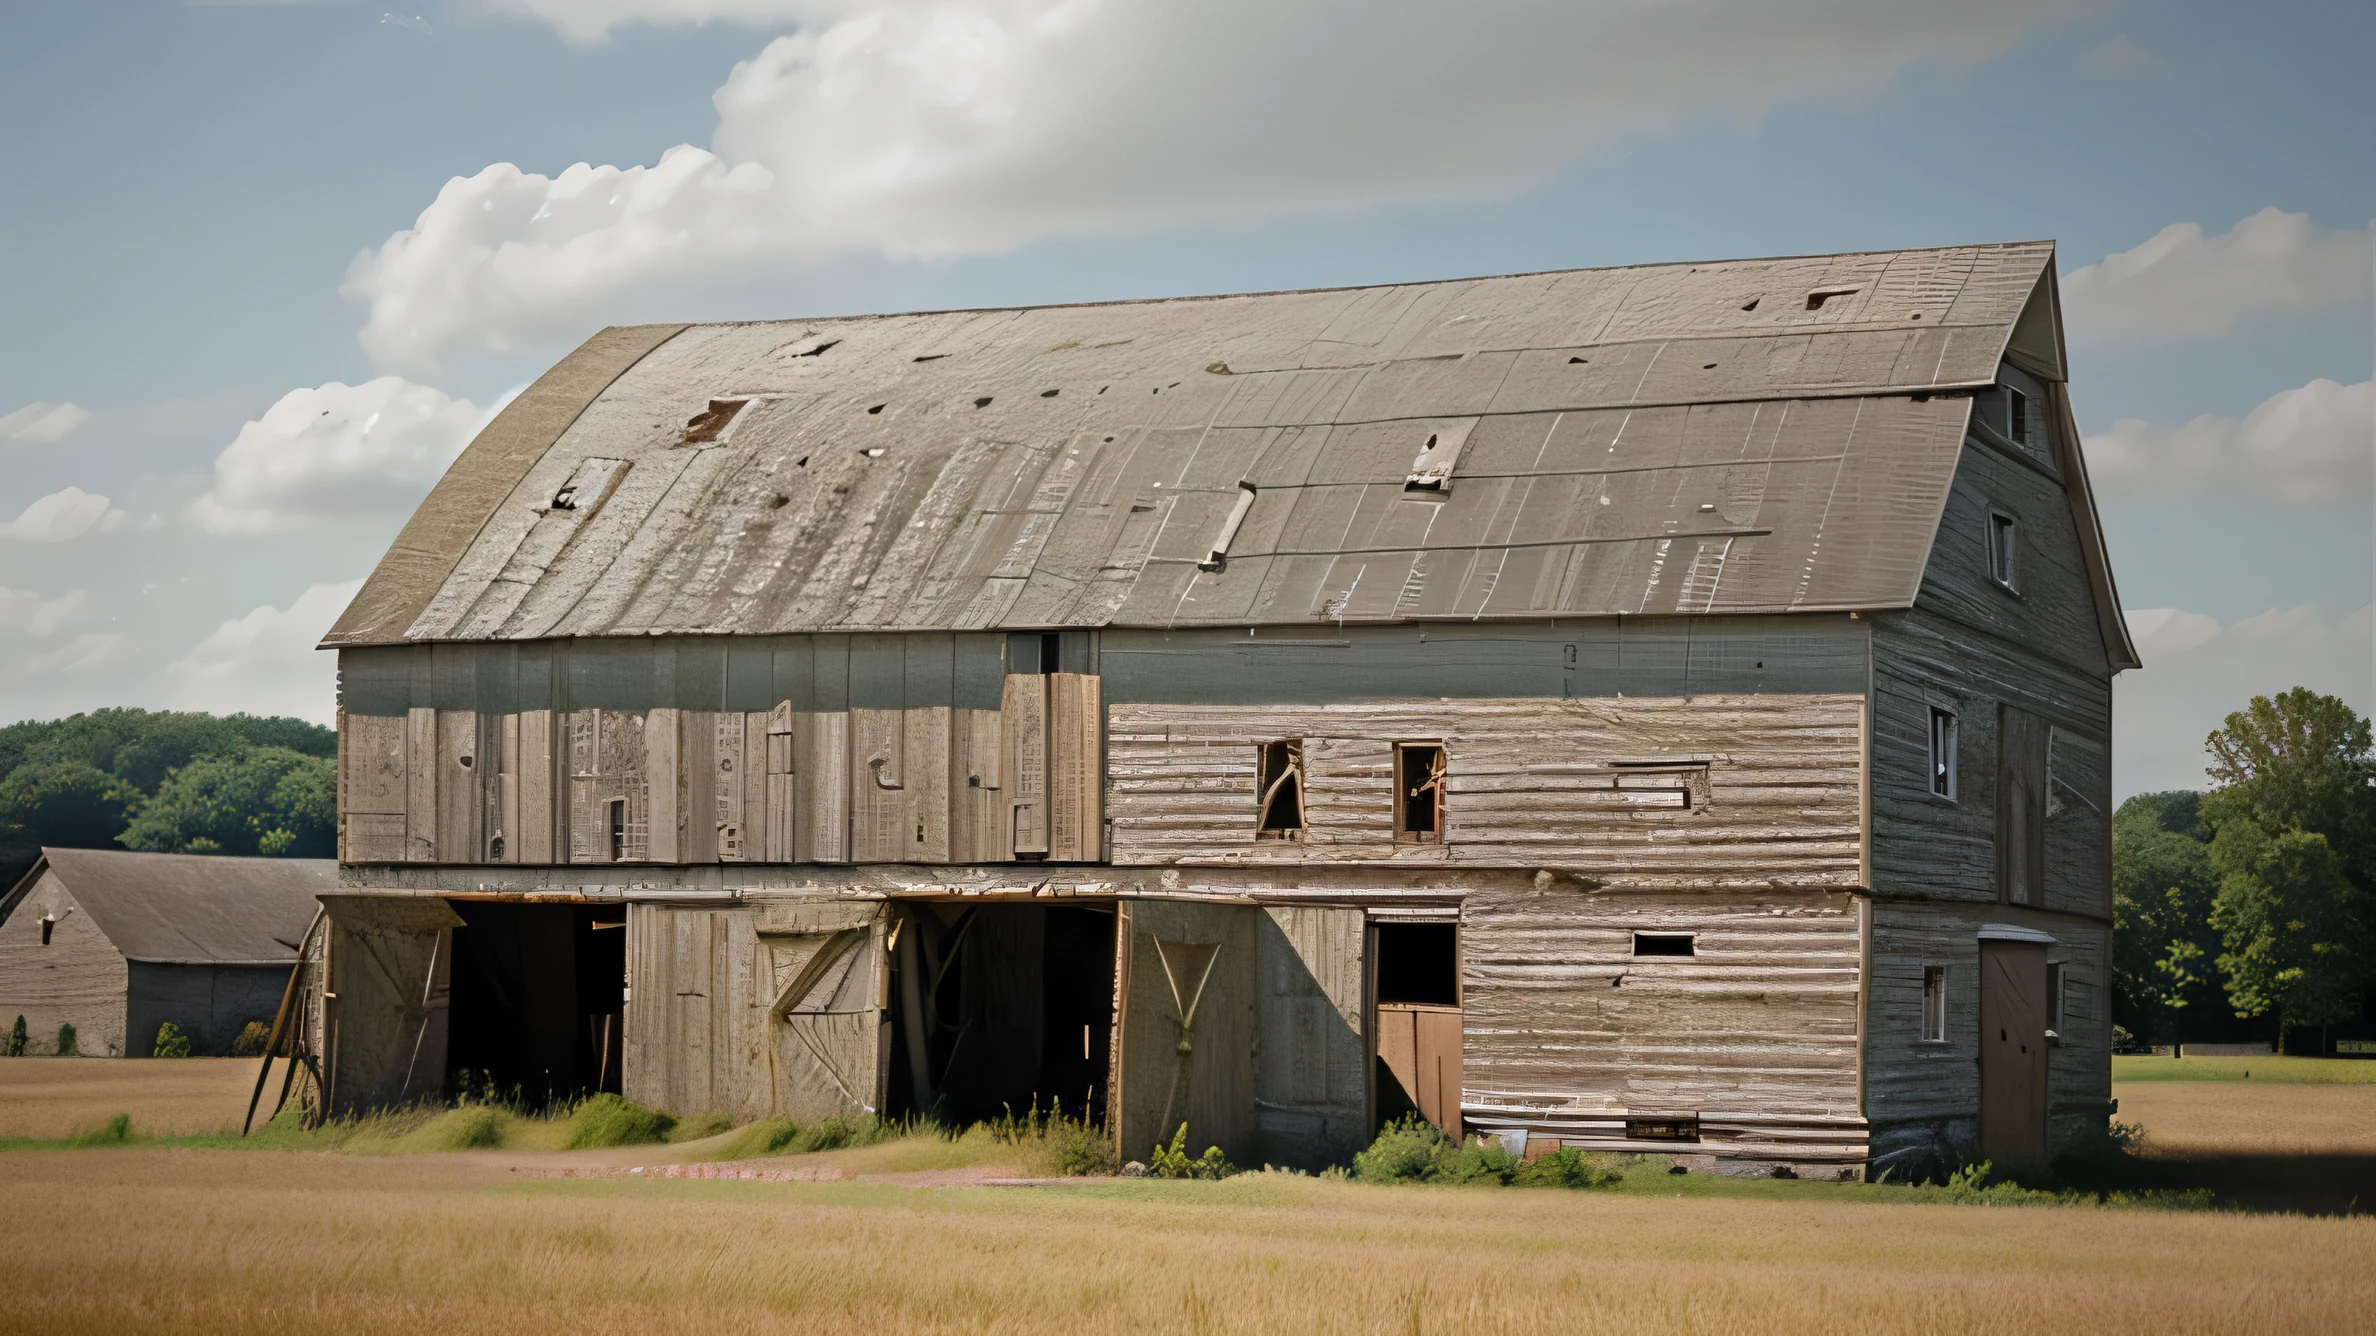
[340, 713, 409, 862]
[949, 708, 1008, 863]
[569, 710, 602, 863]
[799, 711, 850, 863]
[762, 703, 794, 862]
[1003, 675, 1049, 856]
[1049, 673, 1102, 862]
[518, 709, 556, 865]
[850, 708, 907, 862]
[498, 713, 522, 863]
[404, 707, 437, 862]
[906, 707, 952, 863]
[648, 707, 682, 864]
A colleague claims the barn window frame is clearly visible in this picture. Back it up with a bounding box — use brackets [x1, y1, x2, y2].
[1632, 932, 1696, 958]
[607, 797, 628, 863]
[1927, 707, 1958, 802]
[1985, 508, 2019, 594]
[1393, 742, 1447, 844]
[1255, 739, 1306, 841]
[2046, 961, 2067, 1044]
[1920, 964, 1948, 1043]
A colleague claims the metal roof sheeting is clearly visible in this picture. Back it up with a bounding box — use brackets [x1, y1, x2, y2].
[18, 848, 333, 966]
[333, 243, 2065, 644]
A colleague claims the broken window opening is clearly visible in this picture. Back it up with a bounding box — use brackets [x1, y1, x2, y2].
[1256, 740, 1305, 840]
[1632, 933, 1695, 957]
[1928, 707, 1958, 800]
[1394, 743, 1446, 843]
[607, 798, 627, 863]
[1987, 510, 2018, 592]
[681, 398, 748, 445]
[1626, 1116, 1700, 1143]
[1921, 965, 1948, 1042]
[1374, 922, 1458, 1006]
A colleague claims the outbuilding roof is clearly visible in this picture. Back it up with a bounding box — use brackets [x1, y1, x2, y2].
[328, 242, 2125, 655]
[3, 848, 332, 967]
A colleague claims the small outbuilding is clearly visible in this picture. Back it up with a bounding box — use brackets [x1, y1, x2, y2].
[0, 848, 331, 1057]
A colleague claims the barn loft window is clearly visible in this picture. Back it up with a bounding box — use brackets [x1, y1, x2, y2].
[607, 798, 628, 863]
[1927, 707, 1958, 801]
[2046, 962, 2067, 1042]
[1374, 923, 1459, 1005]
[1394, 743, 1446, 843]
[39, 916, 54, 947]
[1987, 510, 2019, 592]
[1256, 740, 1305, 840]
[1633, 932, 1695, 957]
[2006, 386, 2030, 446]
[1921, 966, 1948, 1042]
[681, 398, 748, 445]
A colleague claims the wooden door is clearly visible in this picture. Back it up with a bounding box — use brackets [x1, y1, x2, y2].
[1375, 1003, 1463, 1135]
[1112, 899, 1260, 1167]
[1978, 939, 2049, 1174]
[760, 903, 886, 1122]
[1255, 907, 1367, 1168]
[318, 895, 462, 1116]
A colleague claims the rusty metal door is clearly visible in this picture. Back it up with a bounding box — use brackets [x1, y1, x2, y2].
[1978, 939, 2049, 1174]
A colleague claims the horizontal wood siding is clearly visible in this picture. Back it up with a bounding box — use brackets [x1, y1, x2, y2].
[1460, 886, 1863, 1152]
[1109, 696, 1865, 885]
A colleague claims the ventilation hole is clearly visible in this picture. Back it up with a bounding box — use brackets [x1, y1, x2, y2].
[794, 455, 809, 467]
[1569, 356, 1589, 365]
[1702, 363, 1718, 370]
[1103, 436, 1115, 443]
[913, 353, 947, 362]
[866, 403, 886, 414]
[1910, 312, 1923, 320]
[973, 396, 993, 408]
[1040, 389, 1059, 397]
[768, 493, 790, 509]
[1741, 298, 1760, 312]
[457, 755, 473, 769]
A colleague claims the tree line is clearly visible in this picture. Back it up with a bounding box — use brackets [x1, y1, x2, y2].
[2114, 687, 2376, 1054]
[0, 709, 337, 890]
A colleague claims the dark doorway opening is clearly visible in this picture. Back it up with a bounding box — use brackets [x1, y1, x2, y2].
[445, 902, 625, 1108]
[885, 903, 1115, 1126]
[1373, 921, 1461, 1134]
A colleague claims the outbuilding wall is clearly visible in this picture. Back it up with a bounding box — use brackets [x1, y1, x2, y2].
[0, 873, 127, 1056]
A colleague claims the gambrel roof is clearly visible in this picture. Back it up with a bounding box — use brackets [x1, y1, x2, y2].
[327, 241, 2132, 665]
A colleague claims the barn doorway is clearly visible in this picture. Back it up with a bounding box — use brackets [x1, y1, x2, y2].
[1978, 936, 2050, 1175]
[444, 902, 626, 1108]
[884, 903, 1115, 1126]
[1372, 920, 1462, 1135]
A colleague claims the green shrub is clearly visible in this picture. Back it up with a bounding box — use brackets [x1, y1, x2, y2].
[563, 1094, 675, 1149]
[55, 1023, 77, 1057]
[403, 1105, 509, 1151]
[1512, 1146, 1623, 1189]
[1148, 1123, 1235, 1180]
[73, 1114, 132, 1145]
[784, 1112, 879, 1154]
[988, 1100, 1117, 1176]
[1352, 1117, 1618, 1189]
[5, 1015, 23, 1057]
[150, 1021, 189, 1058]
[231, 1020, 272, 1058]
[714, 1118, 801, 1159]
[667, 1109, 738, 1143]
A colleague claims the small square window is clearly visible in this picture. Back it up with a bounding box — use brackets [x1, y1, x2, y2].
[1986, 511, 2018, 592]
[1633, 932, 1695, 957]
[2047, 962, 2067, 1039]
[1921, 965, 1947, 1042]
[1256, 740, 1305, 840]
[1394, 743, 1446, 843]
[1927, 707, 1958, 800]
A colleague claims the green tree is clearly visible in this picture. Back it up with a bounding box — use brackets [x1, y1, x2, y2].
[151, 1021, 191, 1059]
[2111, 792, 2221, 1047]
[117, 747, 336, 858]
[2199, 689, 2376, 1043]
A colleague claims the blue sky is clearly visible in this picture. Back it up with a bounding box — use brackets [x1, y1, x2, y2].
[1, 0, 2368, 796]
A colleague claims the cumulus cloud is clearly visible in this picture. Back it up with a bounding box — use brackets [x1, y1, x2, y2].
[481, 0, 813, 42]
[2083, 376, 2371, 505]
[350, 0, 2084, 374]
[186, 377, 484, 535]
[2061, 207, 2373, 343]
[0, 401, 90, 445]
[2116, 604, 2373, 798]
[0, 487, 129, 542]
[0, 588, 91, 638]
[163, 580, 362, 727]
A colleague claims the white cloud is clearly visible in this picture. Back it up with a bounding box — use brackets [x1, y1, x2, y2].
[163, 580, 363, 726]
[350, 0, 2085, 375]
[20, 632, 136, 678]
[481, 0, 811, 42]
[0, 487, 130, 542]
[2115, 603, 2374, 799]
[0, 401, 91, 445]
[186, 377, 483, 535]
[2061, 207, 2373, 343]
[0, 588, 91, 638]
[2083, 376, 2371, 505]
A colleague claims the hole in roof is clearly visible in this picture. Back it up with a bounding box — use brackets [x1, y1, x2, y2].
[866, 403, 885, 414]
[973, 396, 993, 408]
[1740, 298, 1759, 312]
[1168, 382, 1180, 389]
[1702, 363, 1718, 370]
[682, 398, 747, 444]
[1698, 503, 1716, 512]
[1040, 389, 1059, 397]
[796, 339, 840, 358]
[914, 353, 948, 362]
[1569, 356, 1589, 365]
[1805, 285, 1861, 311]
[1910, 312, 1923, 320]
[768, 493, 790, 509]
[551, 486, 578, 510]
[795, 455, 809, 467]
[1103, 436, 1115, 443]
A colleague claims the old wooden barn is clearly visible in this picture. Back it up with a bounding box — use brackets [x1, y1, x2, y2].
[313, 242, 2132, 1180]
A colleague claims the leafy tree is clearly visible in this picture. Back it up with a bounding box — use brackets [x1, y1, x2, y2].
[117, 747, 335, 858]
[2199, 689, 2376, 1041]
[5, 1016, 24, 1058]
[0, 760, 138, 852]
[2111, 792, 2221, 1044]
[56, 1023, 77, 1057]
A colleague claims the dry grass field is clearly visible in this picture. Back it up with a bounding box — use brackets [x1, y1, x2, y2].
[2, 1147, 2370, 1336]
[0, 1060, 2371, 1334]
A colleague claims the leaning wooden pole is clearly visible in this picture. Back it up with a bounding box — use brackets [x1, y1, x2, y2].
[244, 907, 325, 1136]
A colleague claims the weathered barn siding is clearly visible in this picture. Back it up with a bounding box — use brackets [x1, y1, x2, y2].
[1459, 885, 1865, 1168]
[0, 873, 127, 1056]
[320, 895, 459, 1115]
[1255, 907, 1368, 1168]
[1114, 899, 1261, 1167]
[124, 962, 287, 1059]
[1862, 900, 2111, 1179]
[1108, 696, 1864, 885]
